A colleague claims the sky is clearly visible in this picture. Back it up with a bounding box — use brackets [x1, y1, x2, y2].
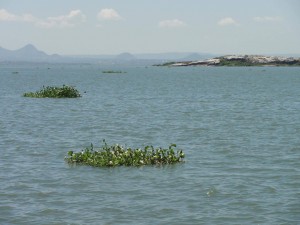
[0, 0, 300, 55]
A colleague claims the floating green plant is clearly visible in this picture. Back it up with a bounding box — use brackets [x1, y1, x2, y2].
[23, 85, 81, 98]
[102, 70, 126, 74]
[65, 140, 185, 167]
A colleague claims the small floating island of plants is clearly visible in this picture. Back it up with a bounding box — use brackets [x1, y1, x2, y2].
[102, 70, 126, 74]
[23, 85, 81, 98]
[65, 141, 185, 167]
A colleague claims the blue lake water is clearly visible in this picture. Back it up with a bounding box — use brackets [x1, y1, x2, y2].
[0, 63, 300, 224]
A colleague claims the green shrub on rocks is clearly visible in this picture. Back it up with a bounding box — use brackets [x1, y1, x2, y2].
[65, 140, 185, 167]
[23, 85, 81, 98]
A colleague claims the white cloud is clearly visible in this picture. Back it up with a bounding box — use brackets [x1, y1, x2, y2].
[97, 8, 122, 21]
[0, 9, 18, 21]
[22, 14, 37, 23]
[158, 19, 186, 28]
[0, 8, 86, 28]
[253, 16, 282, 22]
[0, 9, 37, 22]
[218, 17, 238, 26]
[38, 10, 86, 28]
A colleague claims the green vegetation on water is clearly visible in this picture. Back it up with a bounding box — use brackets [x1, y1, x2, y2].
[65, 140, 185, 167]
[102, 70, 126, 74]
[23, 85, 81, 98]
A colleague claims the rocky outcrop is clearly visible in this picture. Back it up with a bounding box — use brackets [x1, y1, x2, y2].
[158, 55, 300, 67]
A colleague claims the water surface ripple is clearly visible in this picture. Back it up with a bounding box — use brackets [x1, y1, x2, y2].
[0, 64, 299, 224]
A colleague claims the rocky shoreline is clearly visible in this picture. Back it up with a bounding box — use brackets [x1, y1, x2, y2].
[157, 55, 300, 67]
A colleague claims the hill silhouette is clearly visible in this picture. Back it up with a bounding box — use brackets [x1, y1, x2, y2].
[0, 44, 60, 62]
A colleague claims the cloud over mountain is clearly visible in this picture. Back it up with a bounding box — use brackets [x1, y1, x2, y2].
[0, 8, 86, 28]
[0, 9, 36, 22]
[38, 10, 86, 28]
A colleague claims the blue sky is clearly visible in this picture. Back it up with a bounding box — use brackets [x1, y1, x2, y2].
[0, 0, 299, 55]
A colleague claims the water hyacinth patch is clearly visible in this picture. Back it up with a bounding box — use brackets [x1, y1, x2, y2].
[65, 140, 185, 167]
[102, 70, 126, 74]
[23, 85, 81, 98]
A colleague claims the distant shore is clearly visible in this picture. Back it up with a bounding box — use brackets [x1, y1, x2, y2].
[155, 55, 300, 67]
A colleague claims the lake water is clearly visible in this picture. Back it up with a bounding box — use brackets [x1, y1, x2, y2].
[0, 63, 300, 224]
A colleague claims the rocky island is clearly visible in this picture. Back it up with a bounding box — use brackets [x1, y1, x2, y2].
[157, 55, 300, 67]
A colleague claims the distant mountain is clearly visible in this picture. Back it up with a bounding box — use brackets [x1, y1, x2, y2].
[1, 44, 299, 64]
[0, 47, 11, 56]
[14, 44, 48, 58]
[0, 44, 217, 63]
[0, 44, 61, 62]
[115, 52, 136, 60]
